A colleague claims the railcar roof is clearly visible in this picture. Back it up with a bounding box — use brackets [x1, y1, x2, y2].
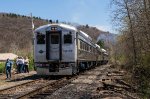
[95, 44, 101, 49]
[34, 24, 50, 32]
[104, 52, 108, 55]
[59, 24, 77, 31]
[34, 23, 77, 32]
[101, 48, 106, 53]
[79, 31, 92, 41]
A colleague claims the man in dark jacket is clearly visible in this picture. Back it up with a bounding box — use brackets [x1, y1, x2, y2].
[5, 58, 12, 79]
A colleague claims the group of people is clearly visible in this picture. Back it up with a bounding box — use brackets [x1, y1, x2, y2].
[16, 56, 29, 74]
[5, 56, 29, 80]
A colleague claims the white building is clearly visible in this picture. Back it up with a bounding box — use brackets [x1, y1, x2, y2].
[0, 53, 18, 62]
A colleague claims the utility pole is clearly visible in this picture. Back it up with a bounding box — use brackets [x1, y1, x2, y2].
[31, 13, 34, 34]
[31, 13, 35, 69]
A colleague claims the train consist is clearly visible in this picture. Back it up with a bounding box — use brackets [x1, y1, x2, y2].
[34, 23, 108, 75]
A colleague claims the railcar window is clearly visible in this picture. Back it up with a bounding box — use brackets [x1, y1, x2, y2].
[93, 48, 94, 53]
[81, 41, 83, 50]
[83, 42, 85, 50]
[85, 43, 86, 50]
[87, 44, 89, 51]
[37, 33, 45, 44]
[82, 42, 84, 50]
[85, 43, 87, 51]
[89, 46, 92, 52]
[80, 41, 82, 49]
[64, 34, 72, 44]
[86, 44, 88, 51]
[91, 47, 93, 53]
[51, 35, 59, 44]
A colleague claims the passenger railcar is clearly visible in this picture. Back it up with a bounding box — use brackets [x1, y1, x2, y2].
[34, 24, 108, 75]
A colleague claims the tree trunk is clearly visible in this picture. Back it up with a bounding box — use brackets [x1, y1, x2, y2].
[124, 0, 137, 67]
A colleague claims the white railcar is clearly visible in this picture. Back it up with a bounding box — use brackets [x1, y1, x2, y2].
[34, 23, 108, 75]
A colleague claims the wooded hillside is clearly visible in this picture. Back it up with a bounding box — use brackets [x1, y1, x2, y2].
[0, 13, 47, 54]
[0, 13, 116, 56]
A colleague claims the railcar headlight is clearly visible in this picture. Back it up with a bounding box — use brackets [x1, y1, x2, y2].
[51, 27, 57, 31]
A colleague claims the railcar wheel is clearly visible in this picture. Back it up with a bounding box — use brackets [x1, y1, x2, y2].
[72, 66, 78, 75]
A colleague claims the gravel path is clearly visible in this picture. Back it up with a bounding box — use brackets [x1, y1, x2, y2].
[46, 64, 140, 99]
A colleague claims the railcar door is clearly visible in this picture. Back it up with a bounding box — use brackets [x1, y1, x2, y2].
[49, 33, 61, 60]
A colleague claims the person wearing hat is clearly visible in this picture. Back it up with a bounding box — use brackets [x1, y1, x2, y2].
[5, 58, 13, 79]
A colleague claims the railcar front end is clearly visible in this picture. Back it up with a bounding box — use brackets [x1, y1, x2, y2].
[34, 24, 78, 75]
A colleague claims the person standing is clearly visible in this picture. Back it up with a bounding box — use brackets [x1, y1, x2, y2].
[16, 57, 19, 73]
[16, 57, 21, 73]
[5, 58, 12, 79]
[24, 56, 29, 73]
[20, 57, 25, 73]
[16, 57, 24, 73]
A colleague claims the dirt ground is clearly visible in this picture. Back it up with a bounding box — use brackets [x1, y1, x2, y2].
[45, 64, 140, 99]
[0, 71, 36, 90]
[0, 65, 140, 99]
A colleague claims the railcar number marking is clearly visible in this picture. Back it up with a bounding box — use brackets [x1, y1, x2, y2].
[63, 50, 73, 52]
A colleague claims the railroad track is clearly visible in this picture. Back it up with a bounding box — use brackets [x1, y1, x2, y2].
[34, 65, 111, 99]
[27, 65, 108, 99]
[0, 74, 78, 99]
[19, 76, 78, 99]
[0, 79, 37, 93]
[0, 77, 57, 99]
[0, 65, 108, 99]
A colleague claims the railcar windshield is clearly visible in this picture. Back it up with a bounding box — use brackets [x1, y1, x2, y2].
[36, 33, 45, 44]
[51, 34, 59, 44]
[64, 34, 72, 44]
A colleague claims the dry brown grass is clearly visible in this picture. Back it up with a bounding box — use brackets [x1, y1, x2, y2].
[0, 13, 47, 54]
